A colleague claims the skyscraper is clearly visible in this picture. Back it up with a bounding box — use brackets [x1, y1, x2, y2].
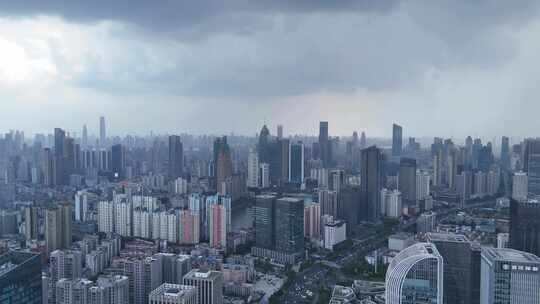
[275, 197, 305, 254]
[392, 123, 403, 157]
[253, 195, 276, 249]
[82, 124, 88, 149]
[0, 251, 42, 304]
[480, 248, 540, 304]
[525, 139, 540, 195]
[361, 146, 383, 222]
[501, 136, 510, 170]
[99, 116, 106, 147]
[214, 136, 232, 192]
[319, 121, 331, 168]
[289, 141, 304, 184]
[277, 125, 283, 139]
[510, 198, 540, 257]
[168, 135, 184, 180]
[111, 144, 125, 179]
[247, 147, 259, 188]
[54, 128, 66, 186]
[398, 158, 417, 206]
[427, 233, 481, 304]
[386, 243, 443, 304]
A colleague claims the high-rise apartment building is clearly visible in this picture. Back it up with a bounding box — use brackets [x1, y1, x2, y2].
[45, 203, 72, 254]
[512, 171, 528, 201]
[24, 206, 39, 240]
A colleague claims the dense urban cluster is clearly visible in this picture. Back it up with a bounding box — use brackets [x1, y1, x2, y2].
[0, 118, 539, 304]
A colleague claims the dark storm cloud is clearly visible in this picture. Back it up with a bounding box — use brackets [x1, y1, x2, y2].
[1, 0, 540, 99]
[0, 0, 398, 36]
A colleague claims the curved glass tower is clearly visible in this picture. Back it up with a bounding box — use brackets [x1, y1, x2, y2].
[386, 243, 443, 304]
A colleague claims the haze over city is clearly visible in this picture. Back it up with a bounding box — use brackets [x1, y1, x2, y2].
[3, 2, 540, 304]
[1, 1, 540, 136]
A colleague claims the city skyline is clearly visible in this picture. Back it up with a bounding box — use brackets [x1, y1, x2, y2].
[1, 2, 540, 136]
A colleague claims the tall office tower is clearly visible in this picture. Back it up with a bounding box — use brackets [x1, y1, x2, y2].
[510, 198, 540, 256]
[54, 128, 66, 185]
[392, 123, 403, 157]
[24, 206, 39, 240]
[319, 189, 338, 218]
[447, 149, 458, 189]
[417, 211, 437, 233]
[319, 121, 331, 168]
[381, 189, 402, 218]
[361, 146, 383, 222]
[45, 203, 72, 254]
[399, 158, 417, 206]
[304, 203, 320, 240]
[279, 139, 290, 184]
[99, 116, 106, 147]
[456, 171, 473, 208]
[64, 136, 75, 177]
[525, 139, 540, 195]
[360, 131, 367, 148]
[259, 163, 270, 188]
[0, 251, 42, 304]
[501, 136, 510, 170]
[247, 148, 259, 188]
[386, 243, 443, 304]
[289, 141, 304, 184]
[512, 171, 528, 201]
[275, 197, 305, 254]
[416, 170, 431, 201]
[254, 195, 276, 249]
[111, 144, 125, 179]
[480, 248, 540, 304]
[209, 203, 228, 249]
[213, 137, 232, 192]
[149, 283, 197, 304]
[43, 148, 54, 187]
[277, 125, 283, 139]
[183, 269, 223, 304]
[427, 233, 481, 304]
[433, 150, 443, 187]
[168, 135, 184, 180]
[338, 186, 363, 230]
[82, 124, 88, 149]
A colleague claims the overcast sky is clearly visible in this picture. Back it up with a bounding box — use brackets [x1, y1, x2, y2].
[1, 1, 540, 139]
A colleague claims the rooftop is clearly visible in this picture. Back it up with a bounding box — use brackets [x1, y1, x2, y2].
[427, 233, 469, 243]
[483, 248, 540, 264]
